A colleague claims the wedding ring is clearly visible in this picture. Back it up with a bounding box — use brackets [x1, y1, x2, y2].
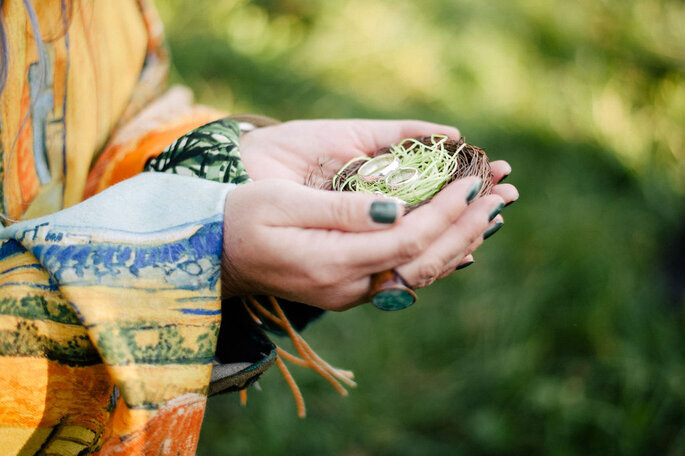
[385, 167, 419, 189]
[357, 154, 400, 182]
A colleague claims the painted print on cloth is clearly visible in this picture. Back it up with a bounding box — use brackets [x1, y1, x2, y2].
[0, 173, 234, 455]
[0, 1, 238, 455]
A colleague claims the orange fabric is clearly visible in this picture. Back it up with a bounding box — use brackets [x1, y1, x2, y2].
[16, 81, 38, 209]
[84, 112, 225, 198]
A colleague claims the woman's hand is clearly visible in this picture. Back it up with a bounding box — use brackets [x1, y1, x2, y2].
[238, 118, 519, 277]
[222, 176, 509, 311]
[239, 119, 461, 186]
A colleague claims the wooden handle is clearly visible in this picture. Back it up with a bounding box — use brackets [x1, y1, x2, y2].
[369, 270, 417, 311]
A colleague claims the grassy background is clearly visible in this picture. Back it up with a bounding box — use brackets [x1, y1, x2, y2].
[155, 0, 685, 454]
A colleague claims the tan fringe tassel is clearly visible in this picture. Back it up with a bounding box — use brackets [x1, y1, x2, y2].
[241, 295, 356, 417]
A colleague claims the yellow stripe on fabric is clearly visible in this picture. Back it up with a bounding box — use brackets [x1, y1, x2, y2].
[63, 0, 148, 207]
[109, 363, 212, 408]
[0, 426, 53, 456]
[0, 314, 88, 343]
[61, 285, 221, 322]
[0, 266, 51, 287]
[42, 439, 89, 456]
[57, 425, 98, 445]
[0, 248, 40, 270]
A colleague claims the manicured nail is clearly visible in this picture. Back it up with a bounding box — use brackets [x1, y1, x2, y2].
[373, 289, 416, 311]
[456, 260, 475, 271]
[466, 180, 483, 203]
[483, 221, 504, 240]
[498, 173, 509, 183]
[370, 201, 397, 223]
[488, 202, 505, 222]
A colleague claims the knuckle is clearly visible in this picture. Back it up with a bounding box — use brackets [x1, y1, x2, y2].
[311, 267, 340, 289]
[470, 234, 484, 251]
[416, 261, 442, 284]
[436, 268, 453, 281]
[432, 207, 454, 228]
[397, 237, 425, 261]
[301, 263, 324, 285]
[415, 276, 436, 289]
[331, 197, 356, 227]
[467, 228, 483, 246]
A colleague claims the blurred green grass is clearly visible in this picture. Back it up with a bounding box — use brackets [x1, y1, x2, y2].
[156, 0, 685, 454]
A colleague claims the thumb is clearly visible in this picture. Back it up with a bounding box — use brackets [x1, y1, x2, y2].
[264, 180, 404, 231]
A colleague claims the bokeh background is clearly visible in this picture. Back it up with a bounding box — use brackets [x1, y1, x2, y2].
[156, 0, 685, 454]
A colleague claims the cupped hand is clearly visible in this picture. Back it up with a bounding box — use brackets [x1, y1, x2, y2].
[222, 176, 507, 311]
[239, 119, 461, 185]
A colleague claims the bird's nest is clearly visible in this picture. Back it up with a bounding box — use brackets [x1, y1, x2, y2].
[322, 135, 493, 210]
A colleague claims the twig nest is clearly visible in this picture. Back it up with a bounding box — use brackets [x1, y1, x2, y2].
[331, 136, 493, 211]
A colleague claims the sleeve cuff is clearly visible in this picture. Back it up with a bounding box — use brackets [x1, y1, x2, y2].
[145, 118, 251, 184]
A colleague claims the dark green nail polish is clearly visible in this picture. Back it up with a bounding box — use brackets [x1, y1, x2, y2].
[483, 221, 504, 240]
[488, 202, 505, 222]
[373, 289, 416, 311]
[370, 201, 397, 224]
[466, 180, 483, 203]
[456, 260, 475, 271]
[498, 173, 509, 183]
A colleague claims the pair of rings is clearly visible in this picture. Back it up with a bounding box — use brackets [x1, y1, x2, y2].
[357, 154, 419, 189]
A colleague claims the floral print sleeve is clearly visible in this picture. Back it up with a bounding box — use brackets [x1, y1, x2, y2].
[146, 118, 250, 184]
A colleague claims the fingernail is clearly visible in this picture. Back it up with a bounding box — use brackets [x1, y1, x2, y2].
[466, 179, 483, 203]
[373, 289, 416, 311]
[498, 173, 509, 183]
[488, 202, 505, 222]
[456, 260, 475, 271]
[370, 201, 397, 224]
[483, 221, 504, 240]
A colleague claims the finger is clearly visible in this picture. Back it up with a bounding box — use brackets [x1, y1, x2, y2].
[455, 255, 475, 271]
[256, 180, 406, 231]
[489, 160, 512, 183]
[484, 215, 505, 240]
[458, 254, 475, 265]
[352, 120, 461, 154]
[338, 176, 484, 274]
[396, 194, 504, 288]
[437, 254, 476, 279]
[437, 234, 482, 279]
[436, 214, 507, 279]
[491, 183, 519, 206]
